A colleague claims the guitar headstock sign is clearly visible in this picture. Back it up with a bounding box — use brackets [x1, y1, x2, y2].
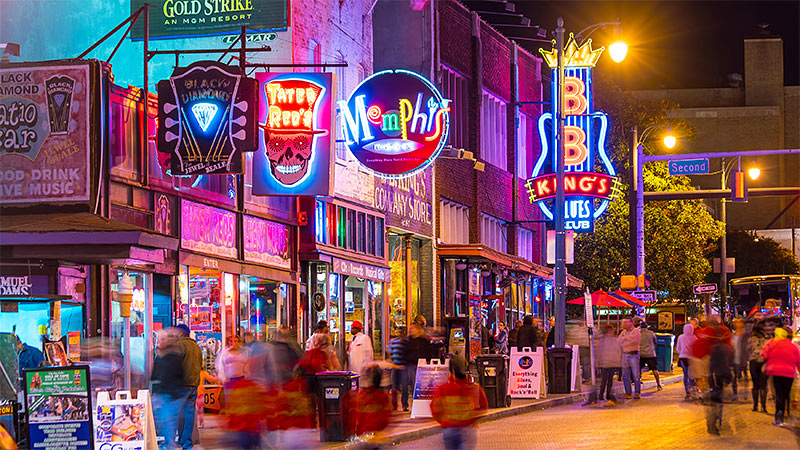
[157, 61, 258, 175]
[527, 36, 622, 232]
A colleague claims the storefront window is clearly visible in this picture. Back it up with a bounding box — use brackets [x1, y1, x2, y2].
[368, 281, 384, 357]
[239, 276, 282, 341]
[387, 235, 421, 335]
[329, 273, 340, 351]
[110, 270, 148, 389]
[178, 266, 223, 375]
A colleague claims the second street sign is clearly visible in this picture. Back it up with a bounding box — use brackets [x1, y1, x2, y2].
[669, 158, 710, 176]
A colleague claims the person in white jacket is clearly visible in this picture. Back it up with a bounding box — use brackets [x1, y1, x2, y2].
[347, 321, 374, 381]
[675, 323, 697, 399]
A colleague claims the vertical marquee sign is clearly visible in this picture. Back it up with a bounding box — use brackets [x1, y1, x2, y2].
[526, 37, 621, 232]
[338, 70, 450, 178]
[252, 72, 335, 196]
[158, 61, 258, 175]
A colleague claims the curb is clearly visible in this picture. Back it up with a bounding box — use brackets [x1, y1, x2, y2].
[329, 373, 683, 448]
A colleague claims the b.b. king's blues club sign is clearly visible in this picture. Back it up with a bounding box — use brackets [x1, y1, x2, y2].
[526, 36, 621, 232]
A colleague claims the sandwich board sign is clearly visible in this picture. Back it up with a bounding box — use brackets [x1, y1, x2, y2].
[508, 347, 544, 399]
[410, 358, 450, 419]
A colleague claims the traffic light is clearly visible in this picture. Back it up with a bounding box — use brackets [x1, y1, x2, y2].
[621, 274, 650, 290]
[731, 170, 748, 202]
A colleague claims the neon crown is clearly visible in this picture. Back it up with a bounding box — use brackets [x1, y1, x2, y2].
[539, 34, 605, 68]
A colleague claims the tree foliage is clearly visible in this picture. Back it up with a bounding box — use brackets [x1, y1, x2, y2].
[707, 231, 800, 282]
[570, 77, 722, 300]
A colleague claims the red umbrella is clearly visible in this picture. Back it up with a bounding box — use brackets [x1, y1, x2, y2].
[567, 290, 630, 308]
[611, 290, 648, 307]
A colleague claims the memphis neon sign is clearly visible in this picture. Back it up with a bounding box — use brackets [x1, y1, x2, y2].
[338, 69, 450, 178]
[527, 36, 619, 232]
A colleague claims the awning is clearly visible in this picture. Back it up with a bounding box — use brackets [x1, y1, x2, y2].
[437, 243, 583, 288]
[1, 212, 178, 265]
[179, 252, 297, 284]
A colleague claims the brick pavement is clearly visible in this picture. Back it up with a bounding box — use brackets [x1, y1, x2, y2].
[393, 381, 800, 449]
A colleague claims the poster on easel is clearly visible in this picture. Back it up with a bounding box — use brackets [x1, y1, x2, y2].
[410, 359, 450, 419]
[508, 347, 544, 399]
[570, 344, 581, 392]
[23, 365, 93, 450]
[94, 390, 157, 450]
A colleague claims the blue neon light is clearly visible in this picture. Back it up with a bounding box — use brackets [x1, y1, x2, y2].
[191, 102, 219, 132]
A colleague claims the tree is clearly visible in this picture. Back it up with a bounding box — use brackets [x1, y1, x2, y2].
[570, 78, 723, 300]
[707, 231, 800, 282]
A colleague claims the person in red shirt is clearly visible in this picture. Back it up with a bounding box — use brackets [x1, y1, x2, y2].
[760, 326, 800, 426]
[430, 356, 487, 450]
[346, 365, 392, 445]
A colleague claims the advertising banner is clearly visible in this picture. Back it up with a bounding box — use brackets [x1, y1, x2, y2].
[243, 215, 291, 269]
[508, 347, 544, 399]
[131, 0, 289, 40]
[338, 70, 450, 178]
[410, 359, 450, 419]
[180, 199, 237, 258]
[0, 63, 92, 205]
[23, 366, 93, 450]
[157, 61, 258, 175]
[94, 390, 157, 450]
[252, 72, 335, 196]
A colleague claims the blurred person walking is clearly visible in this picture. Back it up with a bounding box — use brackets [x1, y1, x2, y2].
[407, 323, 433, 404]
[748, 321, 771, 413]
[348, 321, 374, 380]
[760, 326, 800, 426]
[508, 320, 523, 350]
[347, 365, 392, 448]
[730, 318, 749, 401]
[215, 335, 250, 387]
[585, 325, 621, 407]
[305, 320, 329, 351]
[704, 317, 733, 435]
[639, 322, 662, 390]
[269, 325, 303, 384]
[675, 323, 697, 400]
[618, 318, 641, 400]
[389, 327, 411, 411]
[515, 316, 538, 352]
[151, 329, 184, 450]
[174, 324, 202, 450]
[495, 322, 508, 355]
[430, 356, 488, 450]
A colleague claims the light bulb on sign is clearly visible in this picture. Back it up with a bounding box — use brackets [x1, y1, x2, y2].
[663, 135, 677, 149]
[608, 41, 628, 63]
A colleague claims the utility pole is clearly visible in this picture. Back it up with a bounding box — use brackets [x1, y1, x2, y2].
[720, 158, 727, 319]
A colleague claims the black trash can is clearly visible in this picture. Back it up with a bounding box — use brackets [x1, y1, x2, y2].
[547, 347, 573, 394]
[476, 354, 510, 408]
[316, 371, 359, 442]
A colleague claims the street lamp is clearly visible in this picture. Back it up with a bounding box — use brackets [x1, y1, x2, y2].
[748, 166, 761, 180]
[609, 41, 628, 63]
[553, 17, 625, 348]
[629, 124, 674, 283]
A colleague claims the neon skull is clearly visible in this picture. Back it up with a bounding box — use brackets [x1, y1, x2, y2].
[265, 131, 315, 185]
[261, 79, 325, 186]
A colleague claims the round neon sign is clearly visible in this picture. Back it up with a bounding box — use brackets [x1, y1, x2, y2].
[338, 70, 450, 178]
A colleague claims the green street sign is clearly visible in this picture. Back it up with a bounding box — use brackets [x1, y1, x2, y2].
[668, 158, 709, 176]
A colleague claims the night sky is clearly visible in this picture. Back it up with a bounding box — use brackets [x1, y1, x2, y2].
[511, 1, 800, 90]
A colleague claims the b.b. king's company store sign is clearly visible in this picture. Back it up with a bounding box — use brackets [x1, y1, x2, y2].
[339, 70, 450, 178]
[0, 63, 92, 205]
[374, 167, 433, 237]
[157, 61, 258, 175]
[181, 200, 237, 258]
[527, 37, 621, 232]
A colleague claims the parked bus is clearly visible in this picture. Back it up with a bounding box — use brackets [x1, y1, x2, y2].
[730, 274, 800, 330]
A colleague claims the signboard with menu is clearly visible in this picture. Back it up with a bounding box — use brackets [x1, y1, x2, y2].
[0, 62, 95, 205]
[23, 366, 93, 450]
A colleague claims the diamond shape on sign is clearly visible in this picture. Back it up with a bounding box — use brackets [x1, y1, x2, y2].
[191, 102, 218, 132]
[54, 94, 66, 107]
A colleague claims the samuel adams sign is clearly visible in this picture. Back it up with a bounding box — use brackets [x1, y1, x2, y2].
[157, 61, 258, 175]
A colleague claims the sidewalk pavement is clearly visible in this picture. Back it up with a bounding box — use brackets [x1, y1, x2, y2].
[198, 369, 684, 449]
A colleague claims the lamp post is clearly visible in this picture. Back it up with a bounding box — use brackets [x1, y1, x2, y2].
[552, 18, 624, 348]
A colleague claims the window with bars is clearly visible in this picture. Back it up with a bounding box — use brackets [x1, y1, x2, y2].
[518, 228, 533, 261]
[481, 213, 506, 252]
[440, 199, 470, 244]
[481, 90, 508, 170]
[309, 39, 322, 72]
[441, 66, 469, 150]
[517, 113, 532, 179]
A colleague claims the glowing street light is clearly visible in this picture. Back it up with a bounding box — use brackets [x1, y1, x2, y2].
[609, 41, 628, 63]
[663, 134, 677, 149]
[748, 166, 761, 180]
